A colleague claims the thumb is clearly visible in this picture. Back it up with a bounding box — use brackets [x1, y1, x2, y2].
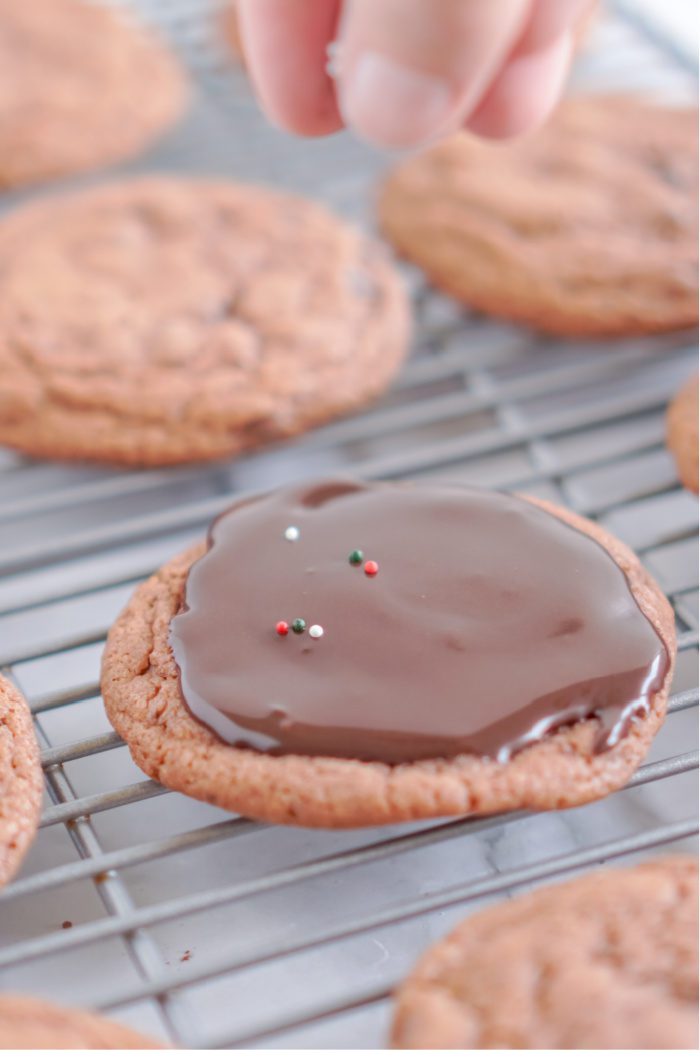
[335, 0, 531, 149]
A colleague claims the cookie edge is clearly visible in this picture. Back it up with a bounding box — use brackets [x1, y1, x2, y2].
[389, 855, 698, 1050]
[0, 994, 166, 1049]
[0, 675, 42, 888]
[667, 372, 699, 494]
[100, 493, 676, 828]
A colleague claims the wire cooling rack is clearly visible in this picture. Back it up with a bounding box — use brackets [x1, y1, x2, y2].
[0, 3, 697, 1048]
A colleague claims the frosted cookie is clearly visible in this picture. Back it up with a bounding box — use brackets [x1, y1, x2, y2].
[0, 0, 186, 189]
[0, 178, 409, 466]
[102, 479, 674, 828]
[391, 856, 698, 1050]
[0, 995, 165, 1049]
[667, 373, 699, 494]
[0, 675, 42, 887]
[378, 96, 698, 337]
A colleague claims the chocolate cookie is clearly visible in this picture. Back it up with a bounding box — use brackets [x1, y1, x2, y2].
[0, 0, 186, 189]
[378, 96, 698, 337]
[391, 855, 698, 1050]
[101, 479, 675, 828]
[0, 675, 42, 887]
[0, 995, 165, 1049]
[0, 178, 409, 466]
[667, 373, 699, 494]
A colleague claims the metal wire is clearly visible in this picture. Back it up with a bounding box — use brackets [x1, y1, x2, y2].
[0, 3, 697, 1048]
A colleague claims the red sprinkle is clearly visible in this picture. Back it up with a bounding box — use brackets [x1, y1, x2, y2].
[364, 560, 379, 576]
[276, 621, 289, 636]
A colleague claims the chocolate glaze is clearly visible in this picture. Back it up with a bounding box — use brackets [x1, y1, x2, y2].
[170, 480, 668, 764]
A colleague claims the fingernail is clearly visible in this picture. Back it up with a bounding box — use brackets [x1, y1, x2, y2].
[339, 52, 453, 149]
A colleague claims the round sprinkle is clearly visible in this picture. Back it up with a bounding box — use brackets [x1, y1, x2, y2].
[309, 624, 324, 639]
[284, 526, 300, 542]
[275, 621, 289, 636]
[348, 549, 364, 565]
[364, 560, 379, 576]
[291, 618, 306, 634]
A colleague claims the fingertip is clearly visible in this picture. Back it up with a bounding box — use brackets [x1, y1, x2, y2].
[335, 0, 529, 150]
[238, 0, 343, 138]
[265, 96, 345, 139]
[466, 32, 573, 140]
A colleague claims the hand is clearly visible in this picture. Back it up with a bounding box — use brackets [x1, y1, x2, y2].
[236, 0, 593, 149]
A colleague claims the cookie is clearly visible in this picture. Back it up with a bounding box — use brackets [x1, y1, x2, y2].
[0, 178, 409, 466]
[0, 0, 186, 189]
[378, 96, 698, 337]
[667, 373, 699, 494]
[101, 479, 675, 828]
[0, 995, 165, 1049]
[222, 3, 245, 63]
[0, 675, 42, 887]
[391, 855, 698, 1050]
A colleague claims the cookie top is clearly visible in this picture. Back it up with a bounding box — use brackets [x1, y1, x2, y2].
[391, 856, 698, 1050]
[667, 373, 699, 494]
[0, 675, 42, 887]
[170, 480, 668, 763]
[0, 996, 165, 1049]
[101, 481, 675, 828]
[0, 178, 409, 466]
[378, 96, 698, 337]
[0, 0, 186, 188]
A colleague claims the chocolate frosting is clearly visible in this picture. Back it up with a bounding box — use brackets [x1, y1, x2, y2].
[170, 479, 668, 764]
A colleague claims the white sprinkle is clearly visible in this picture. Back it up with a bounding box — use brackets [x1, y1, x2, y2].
[284, 526, 300, 542]
[309, 624, 324, 639]
[325, 40, 341, 78]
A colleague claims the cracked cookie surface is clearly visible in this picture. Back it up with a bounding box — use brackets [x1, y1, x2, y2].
[0, 675, 42, 887]
[0, 177, 410, 466]
[0, 0, 186, 188]
[101, 496, 674, 828]
[379, 96, 698, 337]
[391, 856, 698, 1049]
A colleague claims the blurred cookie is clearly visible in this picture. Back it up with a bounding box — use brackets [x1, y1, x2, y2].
[0, 0, 186, 188]
[0, 995, 165, 1049]
[102, 479, 674, 828]
[222, 2, 245, 63]
[667, 373, 699, 494]
[0, 675, 42, 887]
[379, 96, 698, 337]
[0, 178, 409, 466]
[391, 856, 698, 1049]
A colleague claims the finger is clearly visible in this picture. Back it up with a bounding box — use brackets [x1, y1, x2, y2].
[466, 32, 573, 139]
[508, 0, 594, 49]
[335, 0, 531, 149]
[466, 0, 593, 138]
[237, 0, 343, 136]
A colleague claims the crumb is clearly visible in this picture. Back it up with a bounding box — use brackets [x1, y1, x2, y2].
[61, 920, 73, 929]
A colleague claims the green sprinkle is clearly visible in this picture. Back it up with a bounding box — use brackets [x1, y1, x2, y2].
[348, 549, 364, 565]
[291, 618, 306, 634]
